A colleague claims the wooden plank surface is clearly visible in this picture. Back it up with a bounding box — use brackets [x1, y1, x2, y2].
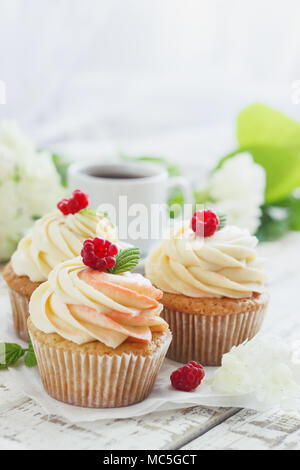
[0, 391, 238, 450]
[182, 408, 300, 450]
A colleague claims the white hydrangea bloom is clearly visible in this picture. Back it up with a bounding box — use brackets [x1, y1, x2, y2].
[209, 153, 266, 234]
[0, 121, 64, 261]
[211, 335, 300, 406]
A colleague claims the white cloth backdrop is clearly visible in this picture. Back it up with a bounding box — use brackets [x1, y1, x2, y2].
[1, 0, 300, 159]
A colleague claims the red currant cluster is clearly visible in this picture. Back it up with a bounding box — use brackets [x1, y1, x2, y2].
[81, 238, 118, 271]
[191, 209, 219, 237]
[57, 189, 89, 215]
[170, 361, 205, 391]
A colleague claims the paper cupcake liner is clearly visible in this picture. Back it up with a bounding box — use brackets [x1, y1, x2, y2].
[8, 288, 30, 342]
[162, 306, 266, 366]
[29, 328, 172, 408]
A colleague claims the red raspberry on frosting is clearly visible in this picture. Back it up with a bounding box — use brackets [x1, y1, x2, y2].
[81, 238, 118, 271]
[191, 209, 219, 237]
[57, 189, 89, 215]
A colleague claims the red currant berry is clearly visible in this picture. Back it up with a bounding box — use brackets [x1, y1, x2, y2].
[191, 210, 219, 237]
[170, 361, 205, 392]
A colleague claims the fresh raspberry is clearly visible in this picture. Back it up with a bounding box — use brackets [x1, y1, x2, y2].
[57, 198, 71, 216]
[81, 238, 118, 271]
[57, 189, 89, 215]
[72, 189, 89, 208]
[170, 361, 205, 392]
[191, 209, 219, 237]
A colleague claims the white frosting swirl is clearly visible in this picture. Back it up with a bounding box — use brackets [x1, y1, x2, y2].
[12, 211, 118, 282]
[29, 257, 167, 348]
[145, 222, 267, 298]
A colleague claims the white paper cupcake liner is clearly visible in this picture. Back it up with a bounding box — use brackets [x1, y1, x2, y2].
[29, 328, 172, 408]
[8, 288, 30, 342]
[162, 306, 266, 366]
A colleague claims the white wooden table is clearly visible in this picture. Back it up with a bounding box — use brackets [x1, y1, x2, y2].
[1, 233, 300, 450]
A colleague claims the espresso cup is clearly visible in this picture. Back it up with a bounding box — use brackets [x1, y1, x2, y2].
[68, 162, 191, 256]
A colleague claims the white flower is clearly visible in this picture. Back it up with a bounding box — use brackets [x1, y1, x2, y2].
[211, 335, 300, 406]
[0, 121, 64, 261]
[208, 153, 266, 234]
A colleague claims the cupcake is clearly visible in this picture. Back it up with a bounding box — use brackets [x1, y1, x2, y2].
[145, 209, 269, 366]
[28, 239, 171, 408]
[3, 190, 119, 341]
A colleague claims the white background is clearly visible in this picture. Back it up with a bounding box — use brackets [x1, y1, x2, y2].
[1, 0, 300, 165]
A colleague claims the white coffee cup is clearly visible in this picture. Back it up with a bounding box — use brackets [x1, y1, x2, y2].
[68, 162, 191, 256]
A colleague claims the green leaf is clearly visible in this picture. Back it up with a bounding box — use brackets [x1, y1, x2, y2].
[194, 188, 213, 206]
[237, 104, 300, 148]
[249, 145, 300, 204]
[255, 207, 290, 242]
[217, 104, 300, 204]
[167, 187, 184, 219]
[79, 208, 97, 216]
[217, 212, 227, 230]
[238, 105, 300, 203]
[79, 208, 113, 224]
[109, 248, 140, 274]
[289, 199, 300, 230]
[120, 153, 181, 177]
[0, 343, 25, 369]
[52, 153, 70, 188]
[24, 336, 37, 368]
[272, 196, 300, 231]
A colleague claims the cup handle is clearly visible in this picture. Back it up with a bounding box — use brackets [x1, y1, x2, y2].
[167, 176, 192, 207]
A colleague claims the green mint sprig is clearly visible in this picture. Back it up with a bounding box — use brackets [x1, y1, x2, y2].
[24, 336, 37, 367]
[0, 343, 25, 369]
[0, 335, 37, 369]
[217, 212, 227, 231]
[79, 208, 97, 216]
[108, 247, 140, 275]
[79, 208, 113, 224]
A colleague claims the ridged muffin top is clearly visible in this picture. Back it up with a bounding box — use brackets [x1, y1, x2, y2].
[11, 211, 117, 282]
[145, 222, 267, 299]
[29, 257, 167, 348]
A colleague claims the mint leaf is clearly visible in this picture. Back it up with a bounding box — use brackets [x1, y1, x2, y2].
[217, 212, 227, 230]
[79, 209, 112, 224]
[79, 208, 97, 216]
[24, 336, 37, 368]
[0, 343, 25, 369]
[109, 248, 140, 274]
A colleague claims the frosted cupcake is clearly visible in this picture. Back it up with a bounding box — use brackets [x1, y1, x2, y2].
[3, 190, 118, 341]
[145, 209, 269, 366]
[28, 239, 171, 408]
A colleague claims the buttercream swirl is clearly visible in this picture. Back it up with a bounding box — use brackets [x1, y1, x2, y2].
[12, 211, 117, 282]
[145, 221, 267, 298]
[29, 257, 167, 348]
